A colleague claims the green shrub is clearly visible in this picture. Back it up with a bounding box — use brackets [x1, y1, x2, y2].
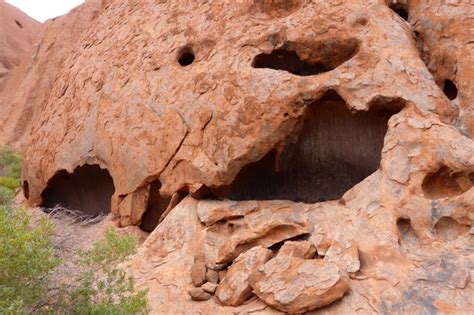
[0, 207, 60, 314]
[0, 145, 22, 181]
[59, 228, 149, 315]
[0, 176, 20, 191]
[0, 186, 14, 208]
[79, 228, 138, 269]
[0, 145, 149, 314]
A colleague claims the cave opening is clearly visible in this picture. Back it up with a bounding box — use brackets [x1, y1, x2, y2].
[443, 79, 458, 100]
[40, 164, 115, 217]
[225, 91, 402, 203]
[252, 39, 359, 76]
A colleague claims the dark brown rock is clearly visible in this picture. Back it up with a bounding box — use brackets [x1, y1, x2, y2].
[205, 269, 219, 284]
[188, 287, 212, 301]
[202, 282, 218, 294]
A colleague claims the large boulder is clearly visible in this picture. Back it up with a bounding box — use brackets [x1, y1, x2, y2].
[249, 255, 349, 313]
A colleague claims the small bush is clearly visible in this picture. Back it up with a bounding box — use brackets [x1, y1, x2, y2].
[0, 145, 149, 314]
[0, 176, 20, 191]
[0, 186, 14, 208]
[80, 228, 138, 269]
[0, 207, 60, 314]
[0, 145, 22, 181]
[58, 228, 149, 315]
[0, 145, 22, 207]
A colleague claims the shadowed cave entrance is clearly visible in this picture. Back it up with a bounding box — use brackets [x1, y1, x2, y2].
[252, 39, 359, 76]
[225, 92, 402, 203]
[41, 164, 115, 217]
[140, 181, 188, 232]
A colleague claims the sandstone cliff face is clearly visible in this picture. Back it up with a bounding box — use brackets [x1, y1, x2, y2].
[2, 0, 473, 313]
[0, 0, 40, 107]
[0, 0, 108, 146]
[0, 0, 39, 81]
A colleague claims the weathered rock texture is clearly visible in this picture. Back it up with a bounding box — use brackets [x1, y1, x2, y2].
[216, 245, 272, 306]
[1, 0, 473, 313]
[0, 0, 40, 110]
[0, 1, 39, 82]
[249, 255, 349, 313]
[0, 0, 107, 146]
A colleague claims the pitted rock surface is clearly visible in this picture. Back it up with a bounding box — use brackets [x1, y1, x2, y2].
[4, 0, 465, 217]
[0, 1, 40, 85]
[0, 0, 473, 314]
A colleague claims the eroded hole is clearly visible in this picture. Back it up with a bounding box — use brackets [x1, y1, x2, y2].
[434, 217, 467, 241]
[41, 164, 115, 217]
[178, 47, 195, 66]
[252, 39, 359, 76]
[15, 20, 23, 29]
[390, 4, 408, 21]
[22, 180, 29, 200]
[140, 181, 171, 232]
[225, 91, 401, 202]
[140, 183, 188, 232]
[397, 217, 416, 245]
[422, 167, 473, 199]
[443, 79, 458, 100]
[250, 0, 303, 18]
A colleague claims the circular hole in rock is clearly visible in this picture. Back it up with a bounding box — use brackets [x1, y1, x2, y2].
[434, 217, 467, 241]
[178, 47, 195, 66]
[422, 166, 472, 199]
[443, 79, 458, 100]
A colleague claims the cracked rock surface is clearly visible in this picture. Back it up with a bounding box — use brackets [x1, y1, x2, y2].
[0, 0, 472, 313]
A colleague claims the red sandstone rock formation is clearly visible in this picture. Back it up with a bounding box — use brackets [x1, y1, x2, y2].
[0, 0, 108, 146]
[0, 1, 39, 82]
[0, 0, 40, 114]
[1, 0, 473, 313]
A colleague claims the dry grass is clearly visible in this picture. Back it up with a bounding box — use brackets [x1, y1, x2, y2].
[44, 205, 109, 225]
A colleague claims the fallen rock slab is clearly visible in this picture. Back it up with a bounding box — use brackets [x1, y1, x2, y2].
[216, 246, 272, 306]
[204, 202, 310, 265]
[249, 255, 349, 313]
[278, 240, 317, 259]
